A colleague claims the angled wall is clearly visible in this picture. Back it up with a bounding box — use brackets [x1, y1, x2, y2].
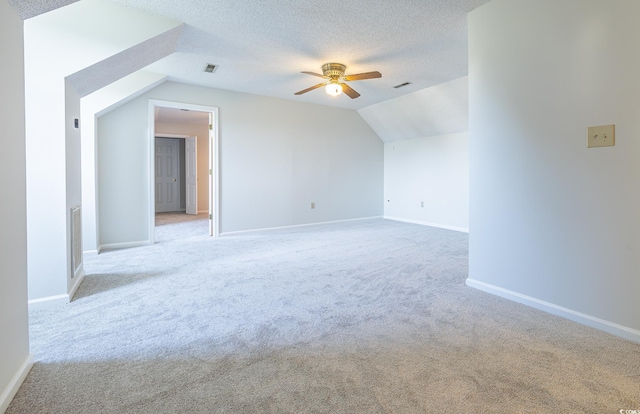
[0, 0, 32, 410]
[468, 0, 640, 341]
[24, 0, 181, 307]
[97, 81, 383, 245]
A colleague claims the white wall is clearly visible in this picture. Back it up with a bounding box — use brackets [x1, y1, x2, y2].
[65, 80, 84, 297]
[24, 0, 180, 304]
[364, 77, 470, 231]
[468, 0, 640, 340]
[384, 133, 469, 232]
[155, 121, 210, 212]
[0, 0, 33, 410]
[97, 81, 383, 245]
[81, 71, 167, 253]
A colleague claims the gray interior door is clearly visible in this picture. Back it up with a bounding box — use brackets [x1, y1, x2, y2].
[155, 138, 180, 213]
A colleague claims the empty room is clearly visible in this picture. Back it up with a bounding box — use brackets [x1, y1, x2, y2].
[1, 0, 640, 412]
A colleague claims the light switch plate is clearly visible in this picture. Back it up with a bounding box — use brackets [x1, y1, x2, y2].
[587, 124, 615, 148]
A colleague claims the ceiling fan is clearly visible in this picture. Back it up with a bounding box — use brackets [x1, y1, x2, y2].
[295, 63, 382, 99]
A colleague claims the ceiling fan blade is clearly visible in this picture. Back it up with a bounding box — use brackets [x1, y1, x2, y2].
[341, 83, 361, 99]
[301, 71, 326, 78]
[343, 71, 382, 81]
[295, 83, 326, 95]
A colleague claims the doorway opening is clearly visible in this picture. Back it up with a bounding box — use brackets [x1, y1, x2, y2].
[148, 100, 219, 243]
[154, 134, 207, 242]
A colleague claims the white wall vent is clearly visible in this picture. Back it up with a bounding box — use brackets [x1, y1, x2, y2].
[204, 64, 218, 73]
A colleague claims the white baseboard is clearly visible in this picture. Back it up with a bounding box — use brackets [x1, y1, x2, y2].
[466, 278, 640, 344]
[98, 240, 150, 252]
[384, 216, 469, 233]
[27, 270, 86, 312]
[220, 216, 384, 236]
[0, 353, 33, 413]
[83, 249, 99, 256]
[28, 294, 69, 311]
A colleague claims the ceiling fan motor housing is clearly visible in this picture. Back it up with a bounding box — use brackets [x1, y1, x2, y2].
[322, 63, 346, 79]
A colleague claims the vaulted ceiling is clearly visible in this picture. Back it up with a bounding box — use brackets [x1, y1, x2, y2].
[12, 0, 488, 111]
[113, 0, 490, 110]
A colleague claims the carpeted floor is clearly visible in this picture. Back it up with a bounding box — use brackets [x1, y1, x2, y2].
[8, 217, 640, 413]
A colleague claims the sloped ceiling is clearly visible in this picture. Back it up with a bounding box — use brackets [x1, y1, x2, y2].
[107, 0, 490, 110]
[13, 0, 478, 137]
[67, 24, 183, 97]
[359, 76, 468, 142]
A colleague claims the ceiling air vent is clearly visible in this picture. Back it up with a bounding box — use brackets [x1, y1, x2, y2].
[393, 82, 412, 89]
[204, 64, 218, 73]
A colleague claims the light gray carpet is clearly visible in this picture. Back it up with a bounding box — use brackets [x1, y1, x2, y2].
[8, 217, 640, 413]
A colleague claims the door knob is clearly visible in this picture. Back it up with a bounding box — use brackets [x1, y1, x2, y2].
[173, 178, 177, 182]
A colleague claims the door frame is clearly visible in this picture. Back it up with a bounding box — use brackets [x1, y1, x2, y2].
[148, 99, 220, 242]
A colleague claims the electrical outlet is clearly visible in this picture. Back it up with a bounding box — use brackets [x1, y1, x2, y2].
[311, 202, 315, 209]
[420, 201, 424, 207]
[587, 124, 615, 148]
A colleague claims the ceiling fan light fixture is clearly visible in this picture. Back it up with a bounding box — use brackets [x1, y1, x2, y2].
[326, 81, 343, 96]
[295, 63, 380, 99]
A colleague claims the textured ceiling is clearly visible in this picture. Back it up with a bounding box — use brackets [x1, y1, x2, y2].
[7, 0, 80, 19]
[107, 0, 490, 110]
[67, 24, 183, 98]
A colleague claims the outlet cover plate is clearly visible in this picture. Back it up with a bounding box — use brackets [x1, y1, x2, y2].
[587, 124, 615, 148]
